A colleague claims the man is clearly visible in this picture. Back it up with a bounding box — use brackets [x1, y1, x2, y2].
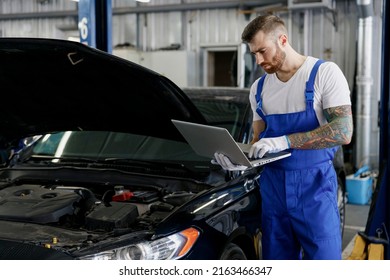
[214, 14, 353, 259]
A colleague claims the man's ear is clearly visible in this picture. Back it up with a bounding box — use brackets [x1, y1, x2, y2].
[279, 34, 287, 46]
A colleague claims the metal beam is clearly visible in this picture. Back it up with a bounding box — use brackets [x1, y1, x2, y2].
[0, 0, 287, 20]
[114, 0, 286, 15]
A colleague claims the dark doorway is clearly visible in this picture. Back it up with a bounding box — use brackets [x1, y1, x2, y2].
[207, 50, 237, 86]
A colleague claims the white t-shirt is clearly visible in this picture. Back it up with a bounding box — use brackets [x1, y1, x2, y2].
[249, 56, 351, 126]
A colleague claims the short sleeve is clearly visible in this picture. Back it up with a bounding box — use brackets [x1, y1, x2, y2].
[318, 62, 351, 109]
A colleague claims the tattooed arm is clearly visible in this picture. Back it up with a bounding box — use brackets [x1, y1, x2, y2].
[288, 105, 353, 149]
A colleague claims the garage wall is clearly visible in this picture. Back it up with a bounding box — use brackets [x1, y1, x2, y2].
[0, 0, 363, 87]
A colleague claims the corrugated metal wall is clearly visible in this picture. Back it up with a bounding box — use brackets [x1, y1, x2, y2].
[0, 0, 77, 39]
[0, 0, 363, 87]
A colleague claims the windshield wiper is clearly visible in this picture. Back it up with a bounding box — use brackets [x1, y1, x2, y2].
[102, 158, 207, 176]
[22, 156, 193, 172]
[16, 155, 207, 178]
[103, 157, 189, 170]
[21, 155, 100, 163]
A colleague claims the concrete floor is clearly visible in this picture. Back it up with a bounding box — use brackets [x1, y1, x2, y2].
[341, 203, 371, 259]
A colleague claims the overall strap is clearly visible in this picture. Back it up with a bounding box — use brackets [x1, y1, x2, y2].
[255, 74, 267, 119]
[305, 59, 325, 103]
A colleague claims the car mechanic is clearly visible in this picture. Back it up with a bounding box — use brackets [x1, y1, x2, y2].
[214, 14, 353, 260]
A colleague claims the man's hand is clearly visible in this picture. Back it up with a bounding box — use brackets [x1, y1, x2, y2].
[249, 136, 290, 158]
[212, 152, 248, 171]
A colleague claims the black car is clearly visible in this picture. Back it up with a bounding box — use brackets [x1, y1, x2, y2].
[0, 38, 263, 260]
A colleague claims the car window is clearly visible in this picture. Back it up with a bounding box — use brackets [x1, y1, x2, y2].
[184, 90, 250, 141]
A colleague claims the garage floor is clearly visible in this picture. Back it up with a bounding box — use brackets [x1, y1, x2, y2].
[342, 203, 371, 259]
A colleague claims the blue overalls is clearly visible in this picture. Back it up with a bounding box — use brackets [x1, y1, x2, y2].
[255, 60, 342, 260]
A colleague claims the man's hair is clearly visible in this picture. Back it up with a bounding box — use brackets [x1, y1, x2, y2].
[241, 14, 287, 43]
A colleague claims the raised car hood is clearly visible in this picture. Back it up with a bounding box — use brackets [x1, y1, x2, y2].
[0, 38, 205, 148]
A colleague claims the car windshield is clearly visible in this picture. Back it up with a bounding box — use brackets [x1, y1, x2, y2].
[30, 131, 201, 162]
[22, 89, 250, 165]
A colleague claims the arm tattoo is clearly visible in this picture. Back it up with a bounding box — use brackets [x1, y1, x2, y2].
[288, 105, 353, 149]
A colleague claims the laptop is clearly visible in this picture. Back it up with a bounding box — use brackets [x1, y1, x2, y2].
[172, 119, 291, 168]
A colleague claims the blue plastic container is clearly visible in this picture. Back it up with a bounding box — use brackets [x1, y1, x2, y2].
[346, 174, 373, 205]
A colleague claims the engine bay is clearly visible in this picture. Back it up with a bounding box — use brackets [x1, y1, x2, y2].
[0, 181, 203, 251]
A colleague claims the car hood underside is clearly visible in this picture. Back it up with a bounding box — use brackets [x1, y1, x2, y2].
[0, 38, 205, 148]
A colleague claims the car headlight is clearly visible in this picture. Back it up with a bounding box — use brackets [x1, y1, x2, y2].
[80, 227, 200, 260]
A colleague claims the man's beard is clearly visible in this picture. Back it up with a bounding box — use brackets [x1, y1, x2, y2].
[261, 45, 286, 74]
